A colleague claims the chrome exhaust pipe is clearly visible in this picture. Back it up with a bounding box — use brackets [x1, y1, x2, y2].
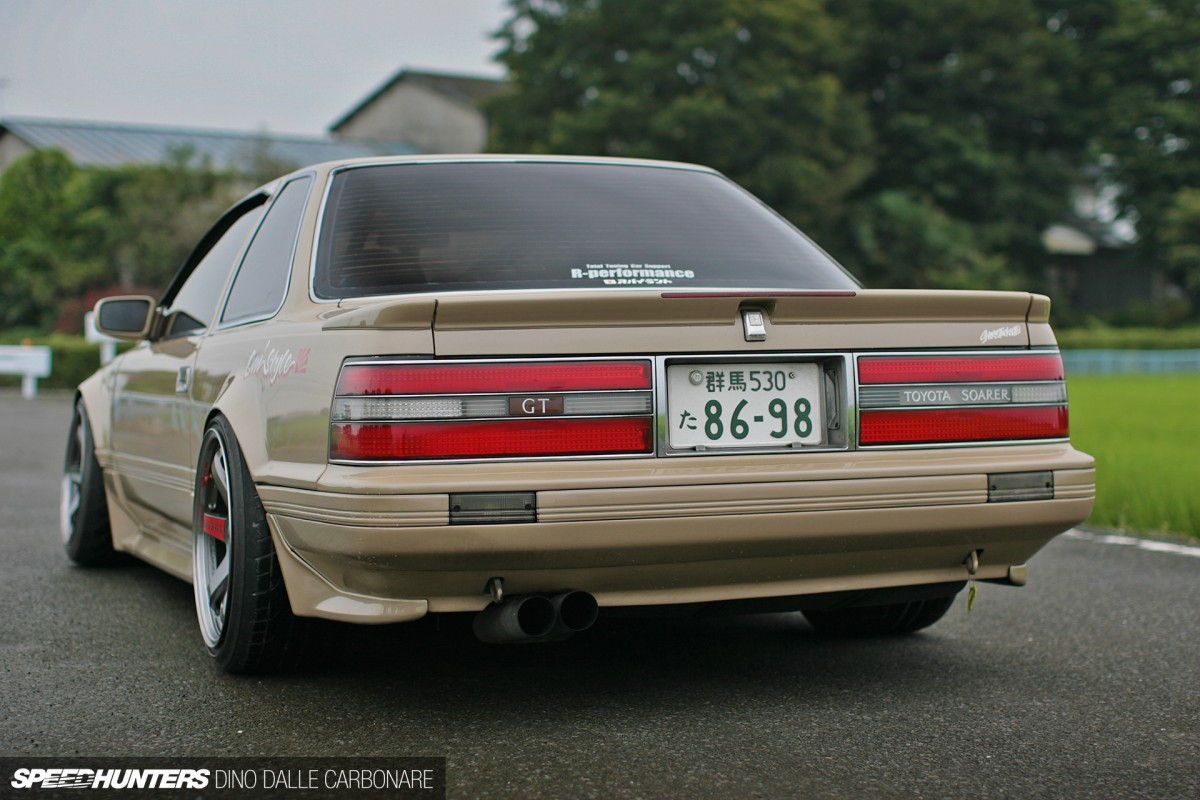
[472, 595, 557, 644]
[547, 590, 599, 639]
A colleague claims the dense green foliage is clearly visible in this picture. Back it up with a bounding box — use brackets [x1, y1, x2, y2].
[489, 0, 879, 276]
[1068, 374, 1200, 539]
[0, 148, 241, 330]
[489, 0, 1200, 304]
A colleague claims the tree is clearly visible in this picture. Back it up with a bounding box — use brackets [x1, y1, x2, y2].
[0, 150, 106, 327]
[829, 0, 1082, 288]
[1038, 0, 1200, 312]
[1161, 187, 1200, 303]
[488, 0, 1096, 290]
[97, 147, 239, 289]
[0, 148, 240, 329]
[846, 190, 1015, 290]
[488, 0, 874, 246]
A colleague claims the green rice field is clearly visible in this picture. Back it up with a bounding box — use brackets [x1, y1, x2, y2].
[1066, 374, 1200, 540]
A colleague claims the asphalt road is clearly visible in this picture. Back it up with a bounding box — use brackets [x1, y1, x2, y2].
[2, 392, 1197, 799]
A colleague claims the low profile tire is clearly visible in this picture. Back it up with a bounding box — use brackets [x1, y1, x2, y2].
[193, 416, 311, 673]
[802, 596, 956, 637]
[61, 400, 115, 565]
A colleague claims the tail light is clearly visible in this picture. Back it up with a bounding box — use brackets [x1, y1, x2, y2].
[857, 352, 1069, 446]
[330, 359, 654, 462]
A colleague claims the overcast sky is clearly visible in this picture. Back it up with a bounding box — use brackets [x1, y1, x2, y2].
[0, 0, 510, 135]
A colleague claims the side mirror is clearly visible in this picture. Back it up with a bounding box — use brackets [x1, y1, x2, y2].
[94, 296, 157, 340]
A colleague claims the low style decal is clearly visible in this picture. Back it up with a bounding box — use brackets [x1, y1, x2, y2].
[245, 342, 310, 384]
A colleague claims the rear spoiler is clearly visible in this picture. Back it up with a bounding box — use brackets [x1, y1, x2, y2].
[320, 289, 1055, 353]
[324, 289, 1040, 329]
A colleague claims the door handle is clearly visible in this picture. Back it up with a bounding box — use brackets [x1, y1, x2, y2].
[175, 366, 192, 395]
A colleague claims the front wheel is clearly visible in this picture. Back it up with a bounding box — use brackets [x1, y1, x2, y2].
[802, 596, 956, 637]
[193, 416, 310, 673]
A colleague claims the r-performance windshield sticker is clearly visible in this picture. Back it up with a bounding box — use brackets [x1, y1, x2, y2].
[570, 263, 696, 286]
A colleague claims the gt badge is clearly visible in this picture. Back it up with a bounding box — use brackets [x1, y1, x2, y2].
[509, 396, 564, 416]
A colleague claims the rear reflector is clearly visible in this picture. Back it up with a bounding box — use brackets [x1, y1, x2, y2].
[450, 492, 537, 524]
[859, 406, 1068, 445]
[858, 355, 1063, 385]
[988, 471, 1054, 502]
[337, 360, 652, 396]
[331, 418, 654, 460]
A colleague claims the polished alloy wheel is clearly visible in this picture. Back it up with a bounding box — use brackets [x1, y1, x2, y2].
[194, 430, 233, 649]
[60, 412, 84, 544]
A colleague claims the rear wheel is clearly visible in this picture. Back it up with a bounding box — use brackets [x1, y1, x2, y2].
[61, 400, 115, 565]
[193, 416, 311, 673]
[802, 596, 955, 637]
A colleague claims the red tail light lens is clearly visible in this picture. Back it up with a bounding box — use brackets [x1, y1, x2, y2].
[330, 358, 656, 461]
[337, 360, 652, 396]
[332, 418, 654, 461]
[860, 407, 1069, 445]
[858, 354, 1063, 385]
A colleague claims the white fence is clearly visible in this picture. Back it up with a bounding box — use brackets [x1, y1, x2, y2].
[0, 345, 52, 399]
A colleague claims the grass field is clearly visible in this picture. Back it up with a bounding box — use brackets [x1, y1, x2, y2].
[1067, 374, 1200, 540]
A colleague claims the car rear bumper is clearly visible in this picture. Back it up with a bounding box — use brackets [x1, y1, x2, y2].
[257, 443, 1095, 623]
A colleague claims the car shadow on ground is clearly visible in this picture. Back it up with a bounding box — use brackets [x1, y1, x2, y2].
[64, 553, 1009, 715]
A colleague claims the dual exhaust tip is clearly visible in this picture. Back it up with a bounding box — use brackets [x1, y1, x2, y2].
[473, 590, 599, 644]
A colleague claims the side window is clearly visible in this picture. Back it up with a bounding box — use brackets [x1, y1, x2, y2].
[221, 176, 313, 325]
[164, 205, 265, 337]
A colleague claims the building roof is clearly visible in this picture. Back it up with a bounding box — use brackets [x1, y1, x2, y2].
[0, 117, 421, 172]
[329, 68, 506, 133]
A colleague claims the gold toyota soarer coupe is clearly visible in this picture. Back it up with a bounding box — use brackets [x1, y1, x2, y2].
[64, 156, 1095, 672]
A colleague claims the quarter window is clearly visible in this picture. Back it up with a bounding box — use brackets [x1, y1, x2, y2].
[163, 204, 265, 337]
[222, 176, 312, 325]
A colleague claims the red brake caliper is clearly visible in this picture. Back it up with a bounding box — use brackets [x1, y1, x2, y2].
[200, 470, 226, 541]
[201, 514, 226, 542]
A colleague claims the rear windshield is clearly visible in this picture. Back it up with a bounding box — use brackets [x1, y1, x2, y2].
[313, 162, 858, 299]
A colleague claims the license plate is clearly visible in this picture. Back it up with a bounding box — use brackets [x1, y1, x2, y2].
[667, 362, 824, 449]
